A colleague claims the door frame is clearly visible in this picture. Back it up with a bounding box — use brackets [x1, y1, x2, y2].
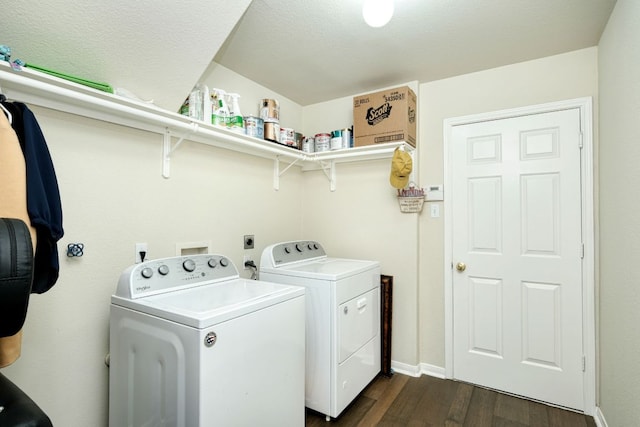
[443, 98, 596, 415]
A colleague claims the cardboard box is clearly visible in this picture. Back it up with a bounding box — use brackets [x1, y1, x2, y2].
[353, 86, 416, 147]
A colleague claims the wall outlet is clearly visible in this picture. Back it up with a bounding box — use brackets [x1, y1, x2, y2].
[244, 235, 255, 249]
[135, 243, 148, 263]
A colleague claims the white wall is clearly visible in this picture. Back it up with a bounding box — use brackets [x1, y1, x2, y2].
[597, 1, 640, 424]
[417, 47, 599, 367]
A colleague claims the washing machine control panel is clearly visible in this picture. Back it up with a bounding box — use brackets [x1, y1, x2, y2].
[266, 240, 326, 266]
[115, 254, 239, 299]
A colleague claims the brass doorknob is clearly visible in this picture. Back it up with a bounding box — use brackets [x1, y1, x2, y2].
[456, 262, 466, 272]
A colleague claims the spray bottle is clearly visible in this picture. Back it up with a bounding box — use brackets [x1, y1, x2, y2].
[211, 88, 229, 128]
[227, 93, 244, 133]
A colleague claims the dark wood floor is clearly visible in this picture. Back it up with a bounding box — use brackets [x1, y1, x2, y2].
[305, 373, 596, 426]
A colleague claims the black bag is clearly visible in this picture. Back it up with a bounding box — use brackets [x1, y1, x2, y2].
[0, 218, 34, 337]
[0, 372, 53, 426]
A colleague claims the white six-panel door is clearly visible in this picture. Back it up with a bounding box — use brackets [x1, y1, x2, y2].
[450, 108, 585, 410]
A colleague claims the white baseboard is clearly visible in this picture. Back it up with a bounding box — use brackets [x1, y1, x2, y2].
[390, 360, 421, 377]
[420, 363, 446, 378]
[389, 360, 446, 379]
[594, 407, 608, 427]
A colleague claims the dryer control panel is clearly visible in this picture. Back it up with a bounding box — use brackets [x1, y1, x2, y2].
[115, 254, 239, 299]
[262, 240, 327, 267]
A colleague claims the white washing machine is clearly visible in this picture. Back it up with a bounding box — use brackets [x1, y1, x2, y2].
[109, 254, 305, 427]
[259, 240, 381, 421]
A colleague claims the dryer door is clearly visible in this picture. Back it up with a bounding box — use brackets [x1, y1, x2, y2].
[338, 288, 379, 363]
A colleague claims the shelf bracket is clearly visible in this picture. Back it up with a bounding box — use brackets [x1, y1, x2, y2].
[162, 123, 199, 179]
[318, 159, 337, 192]
[273, 155, 304, 190]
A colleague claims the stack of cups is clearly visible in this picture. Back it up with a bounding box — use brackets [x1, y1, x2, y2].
[260, 99, 280, 144]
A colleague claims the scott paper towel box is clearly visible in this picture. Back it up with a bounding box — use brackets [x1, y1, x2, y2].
[353, 86, 416, 148]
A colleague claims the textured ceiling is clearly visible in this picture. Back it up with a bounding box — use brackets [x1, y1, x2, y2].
[215, 0, 616, 105]
[1, 0, 616, 109]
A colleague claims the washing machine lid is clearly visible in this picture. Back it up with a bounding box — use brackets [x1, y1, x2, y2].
[112, 278, 304, 329]
[260, 257, 379, 281]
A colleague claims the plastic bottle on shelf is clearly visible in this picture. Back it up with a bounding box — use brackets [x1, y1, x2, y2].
[200, 83, 211, 123]
[179, 96, 189, 116]
[211, 88, 229, 128]
[188, 86, 203, 121]
[227, 93, 244, 133]
[187, 83, 211, 122]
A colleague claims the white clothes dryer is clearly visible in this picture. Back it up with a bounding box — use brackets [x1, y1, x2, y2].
[260, 240, 381, 421]
[109, 254, 305, 427]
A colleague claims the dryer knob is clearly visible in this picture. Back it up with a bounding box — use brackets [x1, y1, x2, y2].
[219, 257, 229, 267]
[313, 243, 319, 250]
[183, 259, 196, 272]
[284, 246, 291, 254]
[208, 258, 218, 268]
[158, 265, 170, 275]
[141, 267, 153, 279]
[307, 243, 314, 250]
[295, 243, 304, 252]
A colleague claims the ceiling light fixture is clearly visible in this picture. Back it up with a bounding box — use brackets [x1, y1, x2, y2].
[362, 0, 394, 28]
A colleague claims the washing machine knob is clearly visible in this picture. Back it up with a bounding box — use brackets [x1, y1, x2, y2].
[219, 257, 229, 267]
[313, 243, 319, 250]
[182, 259, 196, 272]
[208, 258, 218, 268]
[158, 265, 169, 275]
[284, 246, 291, 254]
[295, 243, 304, 252]
[141, 267, 154, 279]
